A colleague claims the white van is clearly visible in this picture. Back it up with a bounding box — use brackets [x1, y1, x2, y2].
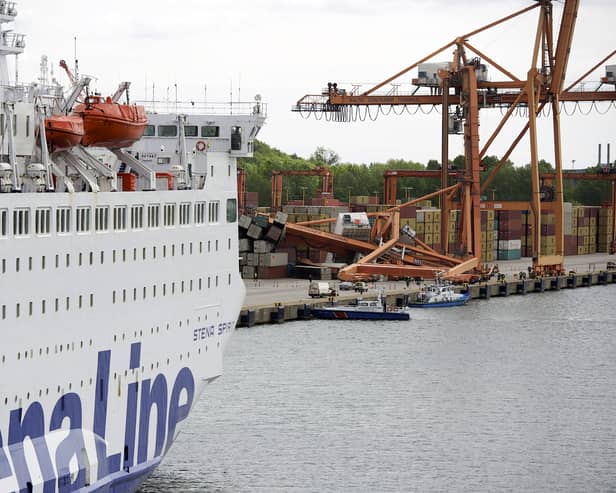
[309, 281, 334, 298]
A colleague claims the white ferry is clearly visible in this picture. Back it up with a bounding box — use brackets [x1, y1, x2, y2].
[0, 5, 265, 492]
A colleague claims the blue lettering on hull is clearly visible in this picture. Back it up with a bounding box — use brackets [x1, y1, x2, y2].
[0, 343, 197, 492]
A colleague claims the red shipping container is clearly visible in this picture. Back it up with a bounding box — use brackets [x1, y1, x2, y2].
[400, 205, 417, 219]
[257, 265, 288, 279]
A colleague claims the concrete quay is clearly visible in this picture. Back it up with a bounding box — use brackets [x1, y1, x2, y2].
[239, 254, 616, 327]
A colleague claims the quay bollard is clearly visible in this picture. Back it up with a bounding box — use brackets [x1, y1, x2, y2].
[535, 278, 545, 292]
[480, 284, 491, 299]
[551, 277, 561, 291]
[582, 274, 591, 287]
[567, 274, 577, 289]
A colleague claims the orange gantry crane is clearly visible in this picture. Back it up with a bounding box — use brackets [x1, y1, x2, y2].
[293, 0, 616, 279]
[271, 166, 333, 210]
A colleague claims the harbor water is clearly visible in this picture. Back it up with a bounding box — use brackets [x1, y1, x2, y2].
[140, 285, 616, 492]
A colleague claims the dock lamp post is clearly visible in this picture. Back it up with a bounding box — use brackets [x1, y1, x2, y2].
[403, 186, 414, 202]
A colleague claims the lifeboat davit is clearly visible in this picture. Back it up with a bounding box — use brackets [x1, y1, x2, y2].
[44, 114, 84, 151]
[74, 95, 148, 149]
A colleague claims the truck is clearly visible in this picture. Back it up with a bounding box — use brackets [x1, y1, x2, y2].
[309, 281, 335, 298]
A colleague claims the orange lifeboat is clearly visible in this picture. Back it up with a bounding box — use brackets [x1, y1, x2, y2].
[74, 95, 148, 149]
[44, 114, 84, 151]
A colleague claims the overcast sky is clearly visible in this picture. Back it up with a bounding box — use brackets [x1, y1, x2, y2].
[14, 0, 616, 168]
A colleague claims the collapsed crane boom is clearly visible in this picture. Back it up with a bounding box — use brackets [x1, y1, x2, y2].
[292, 0, 616, 280]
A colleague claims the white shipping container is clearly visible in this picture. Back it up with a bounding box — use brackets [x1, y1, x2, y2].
[239, 238, 253, 252]
[238, 214, 253, 229]
[259, 252, 289, 267]
[498, 239, 522, 251]
[253, 240, 274, 253]
[245, 253, 258, 266]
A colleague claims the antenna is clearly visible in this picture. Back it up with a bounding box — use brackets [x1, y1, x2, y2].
[74, 36, 79, 79]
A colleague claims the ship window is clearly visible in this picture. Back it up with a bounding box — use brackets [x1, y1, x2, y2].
[1, 209, 7, 236]
[163, 203, 176, 227]
[157, 157, 171, 166]
[228, 273, 231, 285]
[148, 204, 160, 228]
[2, 304, 5, 319]
[226, 199, 237, 223]
[194, 202, 206, 224]
[12, 114, 16, 136]
[184, 125, 198, 137]
[35, 208, 51, 235]
[95, 206, 109, 232]
[143, 125, 155, 137]
[0, 115, 3, 136]
[179, 202, 191, 225]
[13, 208, 30, 236]
[26, 115, 30, 137]
[76, 207, 91, 233]
[157, 125, 177, 137]
[201, 125, 219, 138]
[41, 256, 45, 270]
[56, 207, 71, 234]
[231, 126, 242, 150]
[208, 201, 220, 223]
[113, 206, 127, 231]
[130, 205, 144, 229]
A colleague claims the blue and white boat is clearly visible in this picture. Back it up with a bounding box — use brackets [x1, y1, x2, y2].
[311, 291, 410, 321]
[409, 281, 470, 308]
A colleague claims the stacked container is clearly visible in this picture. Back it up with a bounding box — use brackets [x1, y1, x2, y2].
[597, 207, 614, 252]
[496, 210, 522, 260]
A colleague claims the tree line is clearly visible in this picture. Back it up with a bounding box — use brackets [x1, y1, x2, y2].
[239, 141, 613, 207]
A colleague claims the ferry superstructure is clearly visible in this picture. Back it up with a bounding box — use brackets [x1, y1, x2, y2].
[0, 5, 266, 492]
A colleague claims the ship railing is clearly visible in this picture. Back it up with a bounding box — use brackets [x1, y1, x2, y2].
[135, 100, 267, 117]
[0, 83, 64, 105]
